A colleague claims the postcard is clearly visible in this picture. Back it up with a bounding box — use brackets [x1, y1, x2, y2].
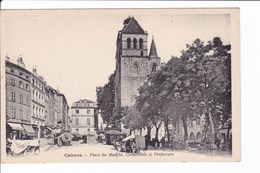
[0, 8, 240, 163]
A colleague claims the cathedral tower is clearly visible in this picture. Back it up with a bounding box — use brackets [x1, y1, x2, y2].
[114, 17, 160, 122]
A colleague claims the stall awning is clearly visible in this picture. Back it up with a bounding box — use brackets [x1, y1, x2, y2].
[8, 123, 24, 131]
[22, 125, 36, 136]
[47, 127, 54, 131]
[47, 127, 61, 134]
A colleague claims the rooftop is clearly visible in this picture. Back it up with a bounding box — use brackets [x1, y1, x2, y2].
[121, 17, 146, 35]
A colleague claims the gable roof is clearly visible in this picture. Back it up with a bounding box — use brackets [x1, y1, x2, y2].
[121, 17, 146, 34]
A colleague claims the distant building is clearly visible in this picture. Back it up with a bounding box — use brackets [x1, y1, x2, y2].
[172, 115, 206, 143]
[5, 56, 70, 139]
[30, 67, 46, 139]
[5, 56, 36, 139]
[96, 110, 107, 130]
[56, 92, 69, 132]
[71, 99, 96, 135]
[45, 86, 58, 129]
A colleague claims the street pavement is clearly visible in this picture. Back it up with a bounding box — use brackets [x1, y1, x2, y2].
[4, 143, 232, 163]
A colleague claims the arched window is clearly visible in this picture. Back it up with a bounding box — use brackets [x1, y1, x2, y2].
[133, 38, 137, 49]
[190, 133, 195, 141]
[152, 63, 157, 72]
[139, 38, 143, 49]
[196, 132, 202, 142]
[133, 62, 139, 74]
[127, 38, 131, 49]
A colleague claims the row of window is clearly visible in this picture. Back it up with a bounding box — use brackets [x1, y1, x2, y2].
[74, 117, 91, 126]
[32, 78, 44, 91]
[10, 107, 30, 120]
[74, 103, 94, 107]
[131, 62, 157, 74]
[9, 77, 44, 92]
[32, 89, 44, 105]
[75, 109, 91, 114]
[10, 78, 30, 91]
[32, 104, 45, 119]
[126, 38, 143, 49]
[9, 69, 30, 80]
[10, 91, 30, 105]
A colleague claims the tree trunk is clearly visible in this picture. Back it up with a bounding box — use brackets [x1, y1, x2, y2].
[164, 116, 171, 142]
[147, 126, 151, 140]
[155, 126, 159, 141]
[182, 116, 188, 142]
[154, 120, 163, 141]
[140, 128, 142, 136]
[204, 74, 215, 143]
[207, 106, 215, 143]
[226, 123, 231, 151]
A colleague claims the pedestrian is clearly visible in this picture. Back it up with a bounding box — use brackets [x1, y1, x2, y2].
[126, 140, 131, 153]
[13, 131, 17, 140]
[171, 136, 175, 150]
[215, 137, 220, 150]
[82, 135, 87, 144]
[154, 138, 159, 149]
[160, 137, 165, 148]
[144, 135, 149, 150]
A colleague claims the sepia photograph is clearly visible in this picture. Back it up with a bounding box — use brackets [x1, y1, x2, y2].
[0, 8, 240, 163]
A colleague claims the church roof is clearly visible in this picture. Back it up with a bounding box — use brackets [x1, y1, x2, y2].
[149, 38, 159, 58]
[121, 17, 146, 34]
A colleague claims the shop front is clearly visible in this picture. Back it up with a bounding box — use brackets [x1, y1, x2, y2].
[22, 124, 36, 139]
[7, 122, 24, 140]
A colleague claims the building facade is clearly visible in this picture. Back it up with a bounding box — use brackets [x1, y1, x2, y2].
[114, 17, 160, 126]
[45, 86, 58, 129]
[5, 56, 70, 140]
[5, 56, 36, 139]
[56, 92, 69, 132]
[96, 111, 107, 130]
[172, 115, 206, 143]
[30, 68, 46, 139]
[71, 99, 96, 135]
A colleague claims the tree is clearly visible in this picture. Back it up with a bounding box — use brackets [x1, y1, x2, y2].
[121, 106, 145, 135]
[179, 37, 231, 143]
[135, 81, 163, 141]
[152, 56, 195, 142]
[96, 71, 115, 127]
[132, 37, 231, 144]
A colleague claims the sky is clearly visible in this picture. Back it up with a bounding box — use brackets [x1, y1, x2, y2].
[1, 9, 231, 106]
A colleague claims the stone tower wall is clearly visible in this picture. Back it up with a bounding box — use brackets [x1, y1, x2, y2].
[120, 56, 160, 106]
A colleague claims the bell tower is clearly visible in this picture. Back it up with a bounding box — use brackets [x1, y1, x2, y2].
[114, 17, 160, 124]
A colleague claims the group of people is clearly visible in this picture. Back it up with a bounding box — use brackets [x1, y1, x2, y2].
[7, 131, 33, 141]
[114, 136, 138, 153]
[144, 136, 179, 150]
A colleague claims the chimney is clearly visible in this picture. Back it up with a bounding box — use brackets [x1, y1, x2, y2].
[17, 55, 25, 68]
[32, 66, 37, 75]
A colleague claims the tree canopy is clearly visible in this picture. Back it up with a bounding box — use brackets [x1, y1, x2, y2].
[96, 71, 115, 126]
[134, 37, 231, 143]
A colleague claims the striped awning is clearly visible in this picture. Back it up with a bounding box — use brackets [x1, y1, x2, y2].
[8, 123, 24, 131]
[22, 125, 36, 136]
